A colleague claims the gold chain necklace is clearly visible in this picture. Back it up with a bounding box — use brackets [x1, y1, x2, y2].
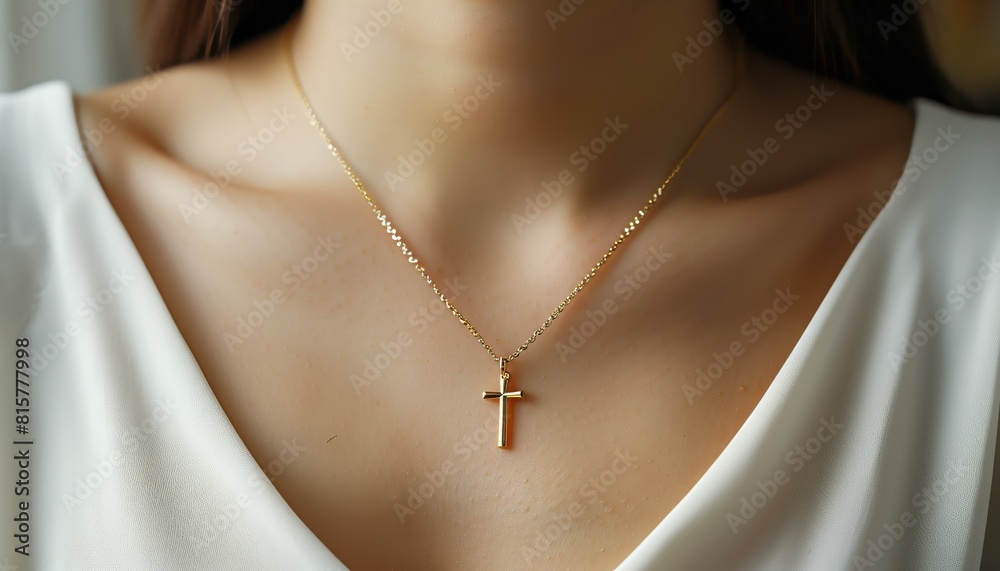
[284, 27, 741, 448]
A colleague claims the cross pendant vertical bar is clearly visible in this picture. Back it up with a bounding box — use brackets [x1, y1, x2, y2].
[482, 358, 523, 448]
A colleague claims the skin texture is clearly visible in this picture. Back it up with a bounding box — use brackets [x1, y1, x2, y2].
[67, 0, 956, 568]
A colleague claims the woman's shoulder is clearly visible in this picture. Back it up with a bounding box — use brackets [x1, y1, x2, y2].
[881, 98, 1000, 250]
[906, 98, 1000, 194]
[73, 34, 309, 196]
[0, 80, 88, 243]
[0, 80, 80, 180]
[75, 57, 249, 165]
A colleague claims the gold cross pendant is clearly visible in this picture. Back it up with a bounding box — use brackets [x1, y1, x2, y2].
[483, 358, 523, 448]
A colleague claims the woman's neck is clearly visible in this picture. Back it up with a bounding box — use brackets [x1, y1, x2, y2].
[290, 0, 739, 210]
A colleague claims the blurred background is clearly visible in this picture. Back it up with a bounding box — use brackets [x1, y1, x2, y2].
[929, 0, 1000, 111]
[1, 0, 999, 110]
[1, 0, 141, 92]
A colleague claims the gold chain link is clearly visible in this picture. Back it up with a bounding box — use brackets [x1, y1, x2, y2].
[283, 26, 742, 364]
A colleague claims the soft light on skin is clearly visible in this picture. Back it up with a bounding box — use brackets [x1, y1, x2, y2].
[289, 0, 739, 206]
[285, 0, 741, 284]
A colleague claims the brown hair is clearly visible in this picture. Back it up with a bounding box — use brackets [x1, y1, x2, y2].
[139, 0, 967, 109]
[139, 0, 301, 68]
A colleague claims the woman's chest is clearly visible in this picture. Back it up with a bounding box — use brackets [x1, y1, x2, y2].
[193, 305, 780, 570]
[147, 214, 834, 569]
[99, 148, 883, 569]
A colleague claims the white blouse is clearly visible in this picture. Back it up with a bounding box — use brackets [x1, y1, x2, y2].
[1, 81, 998, 570]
